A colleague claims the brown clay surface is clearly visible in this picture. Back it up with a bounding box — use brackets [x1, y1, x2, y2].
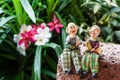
[57, 43, 120, 80]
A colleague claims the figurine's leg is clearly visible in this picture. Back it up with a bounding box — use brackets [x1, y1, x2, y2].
[90, 52, 99, 78]
[61, 49, 71, 73]
[71, 50, 81, 74]
[81, 51, 91, 76]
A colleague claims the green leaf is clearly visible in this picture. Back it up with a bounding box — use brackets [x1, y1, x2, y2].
[0, 77, 5, 80]
[57, 0, 72, 12]
[44, 54, 56, 72]
[0, 16, 15, 26]
[15, 71, 24, 80]
[20, 0, 36, 23]
[0, 28, 4, 33]
[98, 13, 110, 24]
[111, 20, 118, 26]
[93, 3, 101, 14]
[114, 31, 120, 42]
[101, 27, 112, 37]
[42, 69, 56, 79]
[111, 7, 120, 13]
[52, 0, 59, 12]
[61, 29, 66, 49]
[105, 33, 114, 42]
[47, 0, 56, 21]
[71, 1, 85, 22]
[13, 0, 24, 25]
[110, 0, 118, 7]
[69, 14, 77, 24]
[45, 43, 62, 57]
[104, 0, 111, 6]
[32, 0, 39, 9]
[0, 28, 11, 44]
[0, 52, 15, 60]
[33, 46, 42, 80]
[0, 8, 4, 14]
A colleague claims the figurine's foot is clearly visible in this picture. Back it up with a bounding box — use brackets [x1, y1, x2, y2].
[65, 69, 72, 74]
[82, 71, 87, 78]
[92, 73, 98, 79]
[76, 69, 81, 74]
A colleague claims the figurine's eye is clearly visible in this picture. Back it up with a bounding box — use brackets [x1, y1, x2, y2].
[93, 31, 96, 33]
[70, 26, 74, 29]
[69, 26, 72, 28]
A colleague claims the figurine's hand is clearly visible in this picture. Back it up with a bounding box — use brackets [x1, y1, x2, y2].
[83, 42, 86, 46]
[76, 41, 80, 46]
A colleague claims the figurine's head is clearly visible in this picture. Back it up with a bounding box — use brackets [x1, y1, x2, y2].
[89, 25, 100, 39]
[66, 22, 78, 35]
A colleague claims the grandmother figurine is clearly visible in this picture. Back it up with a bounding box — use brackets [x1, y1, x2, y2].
[61, 22, 82, 74]
[81, 25, 101, 79]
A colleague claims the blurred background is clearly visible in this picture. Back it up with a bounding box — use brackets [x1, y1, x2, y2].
[0, 0, 120, 80]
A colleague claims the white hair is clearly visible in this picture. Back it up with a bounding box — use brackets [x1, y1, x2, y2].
[90, 25, 100, 33]
[66, 22, 78, 34]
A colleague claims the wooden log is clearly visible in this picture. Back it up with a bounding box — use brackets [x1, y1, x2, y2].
[57, 43, 120, 80]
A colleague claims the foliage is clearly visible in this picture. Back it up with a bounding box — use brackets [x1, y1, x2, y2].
[0, 0, 120, 80]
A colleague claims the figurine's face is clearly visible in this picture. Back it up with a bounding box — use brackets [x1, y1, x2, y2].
[89, 26, 100, 38]
[67, 26, 77, 35]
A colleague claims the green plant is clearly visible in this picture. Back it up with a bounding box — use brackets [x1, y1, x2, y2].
[0, 0, 120, 80]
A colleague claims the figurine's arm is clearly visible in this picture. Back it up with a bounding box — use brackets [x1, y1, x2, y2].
[91, 41, 100, 51]
[75, 36, 82, 46]
[65, 36, 70, 45]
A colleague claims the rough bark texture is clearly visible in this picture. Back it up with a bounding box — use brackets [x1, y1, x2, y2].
[57, 43, 120, 80]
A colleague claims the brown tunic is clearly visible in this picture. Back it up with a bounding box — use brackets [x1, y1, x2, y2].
[87, 39, 101, 54]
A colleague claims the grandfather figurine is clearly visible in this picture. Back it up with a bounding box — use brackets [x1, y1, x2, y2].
[61, 22, 82, 74]
[81, 25, 101, 79]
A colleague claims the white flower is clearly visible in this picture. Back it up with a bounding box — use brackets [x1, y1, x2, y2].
[34, 23, 51, 46]
[13, 34, 20, 43]
[37, 26, 51, 38]
[13, 24, 33, 56]
[13, 24, 33, 43]
[16, 42, 26, 56]
[17, 46, 26, 56]
[41, 23, 46, 27]
[13, 34, 26, 56]
[20, 24, 32, 33]
[34, 35, 49, 46]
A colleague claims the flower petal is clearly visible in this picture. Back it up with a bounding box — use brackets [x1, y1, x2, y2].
[13, 34, 20, 43]
[47, 22, 54, 27]
[55, 27, 60, 33]
[50, 27, 55, 31]
[19, 39, 25, 45]
[54, 19, 59, 24]
[17, 46, 26, 56]
[57, 24, 63, 28]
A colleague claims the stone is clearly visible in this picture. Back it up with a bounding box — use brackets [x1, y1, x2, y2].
[56, 43, 120, 80]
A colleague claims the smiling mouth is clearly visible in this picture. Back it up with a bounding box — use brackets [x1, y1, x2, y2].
[72, 31, 76, 33]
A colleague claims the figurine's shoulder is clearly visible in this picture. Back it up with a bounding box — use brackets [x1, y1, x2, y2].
[87, 37, 99, 42]
[66, 35, 70, 39]
[75, 35, 79, 38]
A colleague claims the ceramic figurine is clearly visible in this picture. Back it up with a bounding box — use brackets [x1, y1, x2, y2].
[81, 25, 101, 79]
[61, 22, 82, 74]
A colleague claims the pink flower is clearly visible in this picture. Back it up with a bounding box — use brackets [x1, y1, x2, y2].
[38, 23, 45, 29]
[19, 32, 29, 49]
[15, 25, 37, 49]
[27, 27, 37, 43]
[47, 14, 63, 33]
[13, 23, 52, 56]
